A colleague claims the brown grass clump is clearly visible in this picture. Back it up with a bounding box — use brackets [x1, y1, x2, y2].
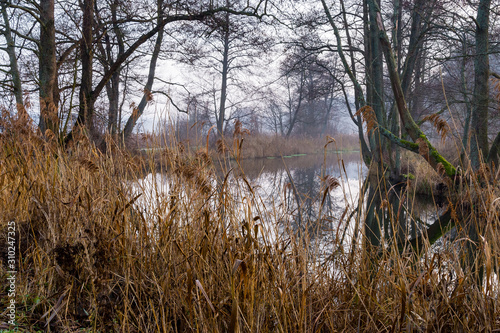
[401, 151, 446, 195]
[0, 121, 498, 332]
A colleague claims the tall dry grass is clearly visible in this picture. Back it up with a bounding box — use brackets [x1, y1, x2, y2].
[0, 115, 499, 332]
[400, 151, 444, 195]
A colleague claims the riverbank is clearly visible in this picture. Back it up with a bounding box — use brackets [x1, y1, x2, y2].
[233, 133, 360, 159]
[137, 132, 361, 159]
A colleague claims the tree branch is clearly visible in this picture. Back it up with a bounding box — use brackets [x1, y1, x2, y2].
[92, 7, 264, 105]
[377, 126, 419, 153]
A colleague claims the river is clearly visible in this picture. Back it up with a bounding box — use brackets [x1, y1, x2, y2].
[135, 151, 445, 258]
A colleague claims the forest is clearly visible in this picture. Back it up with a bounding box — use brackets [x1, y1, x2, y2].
[1, 0, 500, 331]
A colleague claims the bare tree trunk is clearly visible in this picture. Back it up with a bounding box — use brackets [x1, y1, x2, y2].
[364, 0, 388, 248]
[340, 0, 361, 110]
[389, 0, 402, 179]
[39, 0, 59, 134]
[460, 33, 473, 162]
[217, 18, 230, 138]
[487, 131, 500, 166]
[470, 0, 491, 170]
[400, 0, 428, 100]
[94, 0, 123, 137]
[320, 93, 335, 137]
[367, 0, 386, 162]
[367, 0, 385, 127]
[1, 0, 24, 115]
[76, 0, 94, 134]
[107, 0, 125, 136]
[285, 72, 304, 138]
[390, 0, 431, 178]
[371, 1, 457, 178]
[392, 0, 402, 71]
[106, 73, 120, 135]
[122, 0, 164, 140]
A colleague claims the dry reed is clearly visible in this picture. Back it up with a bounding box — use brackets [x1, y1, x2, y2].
[0, 115, 498, 332]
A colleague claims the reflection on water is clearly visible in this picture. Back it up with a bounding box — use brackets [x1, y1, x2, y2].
[220, 152, 445, 255]
[135, 151, 444, 259]
[236, 152, 364, 217]
[216, 152, 366, 254]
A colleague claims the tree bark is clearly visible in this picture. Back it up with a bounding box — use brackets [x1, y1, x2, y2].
[366, 0, 386, 167]
[106, 72, 120, 135]
[1, 0, 24, 115]
[107, 0, 125, 135]
[460, 33, 473, 162]
[39, 0, 59, 134]
[76, 0, 94, 135]
[470, 0, 491, 170]
[487, 131, 500, 166]
[391, 0, 402, 72]
[217, 14, 230, 138]
[367, 0, 385, 128]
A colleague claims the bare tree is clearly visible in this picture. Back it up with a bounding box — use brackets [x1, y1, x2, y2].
[0, 0, 24, 114]
[172, 0, 272, 139]
[277, 45, 339, 138]
[39, 0, 58, 134]
[6, 0, 272, 143]
[122, 0, 165, 140]
[470, 0, 492, 169]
